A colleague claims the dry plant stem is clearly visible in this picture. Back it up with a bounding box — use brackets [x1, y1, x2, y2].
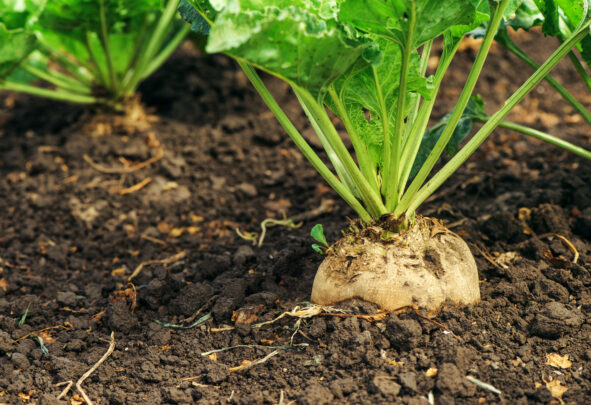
[56, 381, 73, 400]
[84, 147, 163, 174]
[236, 199, 333, 247]
[551, 234, 579, 264]
[109, 177, 152, 195]
[128, 250, 186, 281]
[76, 332, 116, 405]
[228, 350, 280, 372]
[16, 324, 72, 342]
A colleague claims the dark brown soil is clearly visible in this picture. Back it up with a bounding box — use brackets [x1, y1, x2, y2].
[1, 33, 591, 405]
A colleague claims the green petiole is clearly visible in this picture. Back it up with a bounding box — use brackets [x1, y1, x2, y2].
[402, 19, 591, 217]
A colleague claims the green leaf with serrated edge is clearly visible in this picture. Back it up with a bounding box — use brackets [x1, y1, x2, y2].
[204, 0, 369, 98]
[179, 0, 211, 34]
[410, 95, 486, 178]
[339, 0, 478, 48]
[327, 37, 431, 171]
[311, 224, 328, 246]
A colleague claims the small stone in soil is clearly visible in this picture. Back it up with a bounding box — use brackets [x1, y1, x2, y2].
[162, 387, 192, 404]
[212, 296, 236, 320]
[56, 291, 78, 307]
[0, 330, 15, 353]
[385, 316, 422, 350]
[233, 245, 255, 267]
[531, 204, 571, 235]
[530, 301, 583, 339]
[437, 363, 476, 397]
[399, 372, 418, 393]
[245, 291, 278, 306]
[236, 182, 257, 197]
[371, 373, 401, 396]
[107, 300, 138, 333]
[10, 352, 30, 370]
[204, 363, 228, 384]
[298, 382, 334, 405]
[169, 282, 214, 317]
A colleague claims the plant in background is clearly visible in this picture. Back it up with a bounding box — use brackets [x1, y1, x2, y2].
[0, 0, 190, 109]
[180, 0, 591, 311]
[479, 0, 591, 126]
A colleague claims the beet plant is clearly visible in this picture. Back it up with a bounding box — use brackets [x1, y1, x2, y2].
[180, 0, 591, 310]
[482, 0, 591, 126]
[0, 0, 190, 109]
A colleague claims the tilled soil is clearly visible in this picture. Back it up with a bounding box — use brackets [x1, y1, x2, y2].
[1, 34, 591, 405]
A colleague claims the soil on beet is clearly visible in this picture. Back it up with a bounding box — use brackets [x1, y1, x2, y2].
[1, 33, 591, 405]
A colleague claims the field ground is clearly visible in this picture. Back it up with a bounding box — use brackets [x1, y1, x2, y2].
[1, 32, 591, 404]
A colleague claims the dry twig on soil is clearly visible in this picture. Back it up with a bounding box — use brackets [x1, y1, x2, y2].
[76, 332, 116, 405]
[56, 381, 73, 400]
[228, 350, 280, 372]
[16, 324, 72, 342]
[553, 234, 579, 264]
[128, 250, 186, 281]
[109, 177, 152, 195]
[83, 147, 163, 174]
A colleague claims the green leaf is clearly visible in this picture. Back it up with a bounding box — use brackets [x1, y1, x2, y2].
[470, 0, 540, 38]
[311, 224, 328, 246]
[339, 0, 479, 48]
[0, 0, 44, 79]
[506, 0, 543, 31]
[179, 0, 211, 34]
[204, 0, 369, 98]
[328, 37, 431, 171]
[524, 0, 591, 67]
[311, 243, 326, 254]
[410, 95, 486, 178]
[0, 25, 36, 79]
[0, 0, 46, 29]
[37, 0, 161, 33]
[553, 0, 591, 66]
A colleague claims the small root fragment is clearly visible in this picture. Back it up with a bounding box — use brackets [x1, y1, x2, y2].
[128, 250, 186, 281]
[236, 214, 302, 247]
[228, 350, 279, 372]
[235, 200, 333, 247]
[251, 304, 324, 329]
[109, 177, 152, 195]
[16, 324, 73, 342]
[553, 234, 579, 264]
[200, 343, 307, 357]
[469, 242, 504, 270]
[84, 146, 163, 174]
[76, 332, 116, 405]
[56, 381, 73, 400]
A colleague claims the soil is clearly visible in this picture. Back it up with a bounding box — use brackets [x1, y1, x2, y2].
[1, 32, 590, 405]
